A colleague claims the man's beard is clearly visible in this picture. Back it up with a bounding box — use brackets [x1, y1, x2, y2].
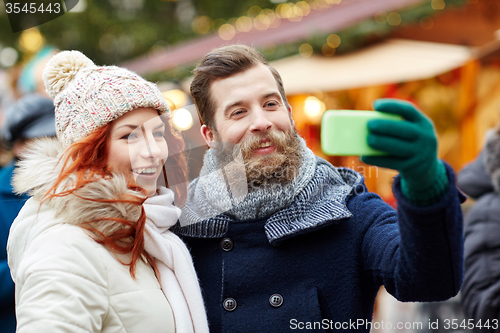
[214, 128, 302, 191]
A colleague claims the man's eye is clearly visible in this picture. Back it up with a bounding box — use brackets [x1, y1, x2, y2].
[154, 131, 165, 138]
[232, 110, 246, 117]
[265, 101, 278, 107]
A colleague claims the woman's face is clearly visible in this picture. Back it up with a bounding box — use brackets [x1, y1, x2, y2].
[107, 107, 169, 196]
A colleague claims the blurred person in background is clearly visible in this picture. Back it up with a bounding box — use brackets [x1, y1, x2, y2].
[0, 93, 56, 333]
[459, 127, 500, 330]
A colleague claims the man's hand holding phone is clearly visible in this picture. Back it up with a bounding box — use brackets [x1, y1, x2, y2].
[321, 99, 449, 205]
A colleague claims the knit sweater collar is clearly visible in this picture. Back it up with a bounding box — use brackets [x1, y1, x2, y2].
[176, 151, 363, 245]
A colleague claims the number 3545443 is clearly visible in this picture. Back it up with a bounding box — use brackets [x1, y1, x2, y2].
[5, 2, 61, 14]
[443, 319, 499, 330]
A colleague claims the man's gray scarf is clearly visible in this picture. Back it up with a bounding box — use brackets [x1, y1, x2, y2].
[180, 138, 316, 224]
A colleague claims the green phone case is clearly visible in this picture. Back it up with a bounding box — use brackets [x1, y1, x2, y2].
[321, 110, 402, 156]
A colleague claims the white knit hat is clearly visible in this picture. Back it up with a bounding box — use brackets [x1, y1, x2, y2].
[42, 50, 169, 147]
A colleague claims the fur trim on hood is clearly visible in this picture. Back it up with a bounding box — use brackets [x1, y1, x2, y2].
[13, 137, 145, 237]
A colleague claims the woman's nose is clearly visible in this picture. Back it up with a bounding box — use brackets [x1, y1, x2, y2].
[141, 134, 162, 159]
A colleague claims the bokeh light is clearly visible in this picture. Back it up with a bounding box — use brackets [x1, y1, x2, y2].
[162, 89, 188, 110]
[254, 14, 271, 30]
[327, 34, 341, 48]
[0, 47, 18, 67]
[299, 43, 313, 57]
[431, 0, 446, 10]
[192, 16, 212, 34]
[304, 96, 326, 118]
[172, 108, 194, 131]
[387, 12, 401, 26]
[218, 24, 236, 40]
[19, 28, 44, 53]
[236, 16, 253, 32]
[322, 44, 336, 57]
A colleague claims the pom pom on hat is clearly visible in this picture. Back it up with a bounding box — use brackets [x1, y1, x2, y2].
[43, 50, 94, 98]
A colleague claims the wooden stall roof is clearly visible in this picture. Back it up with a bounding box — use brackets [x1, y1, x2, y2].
[269, 39, 472, 94]
[120, 0, 427, 76]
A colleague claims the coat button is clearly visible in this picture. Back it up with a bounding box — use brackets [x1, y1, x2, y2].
[223, 297, 237, 311]
[269, 294, 283, 307]
[220, 238, 234, 252]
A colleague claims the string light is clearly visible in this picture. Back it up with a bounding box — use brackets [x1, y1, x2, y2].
[172, 108, 194, 131]
[387, 12, 401, 26]
[299, 43, 313, 57]
[19, 28, 44, 53]
[236, 16, 253, 32]
[304, 96, 325, 119]
[431, 0, 446, 10]
[327, 34, 341, 48]
[218, 24, 236, 40]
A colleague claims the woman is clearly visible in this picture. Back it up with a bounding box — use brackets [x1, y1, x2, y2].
[7, 51, 208, 333]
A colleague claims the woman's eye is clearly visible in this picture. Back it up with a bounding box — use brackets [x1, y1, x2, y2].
[122, 132, 139, 140]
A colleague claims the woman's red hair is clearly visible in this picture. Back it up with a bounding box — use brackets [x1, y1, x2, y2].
[43, 115, 188, 278]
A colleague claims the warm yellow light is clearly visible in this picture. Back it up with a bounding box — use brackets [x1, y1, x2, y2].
[192, 16, 212, 34]
[322, 44, 336, 57]
[218, 24, 236, 40]
[262, 9, 277, 23]
[299, 43, 313, 57]
[304, 96, 325, 118]
[19, 28, 44, 53]
[162, 89, 188, 109]
[211, 18, 226, 31]
[387, 12, 401, 26]
[431, 0, 446, 10]
[247, 6, 262, 17]
[236, 16, 253, 32]
[296, 1, 310, 16]
[254, 14, 271, 30]
[277, 3, 292, 18]
[316, 0, 329, 9]
[289, 5, 304, 21]
[172, 108, 194, 131]
[327, 34, 341, 48]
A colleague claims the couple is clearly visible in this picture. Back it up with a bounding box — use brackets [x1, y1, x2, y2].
[8, 45, 465, 332]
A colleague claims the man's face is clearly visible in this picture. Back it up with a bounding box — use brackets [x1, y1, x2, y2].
[201, 63, 293, 151]
[201, 63, 302, 187]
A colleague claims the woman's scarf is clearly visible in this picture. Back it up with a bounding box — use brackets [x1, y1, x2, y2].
[143, 187, 209, 333]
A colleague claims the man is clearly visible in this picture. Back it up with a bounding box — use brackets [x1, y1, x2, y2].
[175, 45, 465, 332]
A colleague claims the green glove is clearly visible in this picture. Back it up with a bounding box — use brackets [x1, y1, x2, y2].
[361, 99, 448, 206]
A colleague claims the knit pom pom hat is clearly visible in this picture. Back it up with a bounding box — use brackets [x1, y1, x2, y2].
[42, 50, 169, 147]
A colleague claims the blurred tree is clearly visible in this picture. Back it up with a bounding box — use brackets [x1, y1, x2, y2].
[0, 0, 468, 75]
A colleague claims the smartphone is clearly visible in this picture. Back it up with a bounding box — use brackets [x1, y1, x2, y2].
[321, 110, 402, 156]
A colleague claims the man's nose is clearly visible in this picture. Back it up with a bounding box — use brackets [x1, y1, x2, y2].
[250, 108, 272, 133]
